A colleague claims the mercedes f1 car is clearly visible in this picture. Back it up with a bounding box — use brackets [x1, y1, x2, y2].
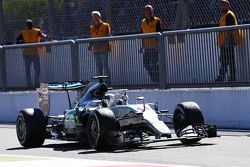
[16, 76, 217, 150]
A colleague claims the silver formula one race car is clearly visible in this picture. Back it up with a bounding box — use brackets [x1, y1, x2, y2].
[16, 76, 217, 150]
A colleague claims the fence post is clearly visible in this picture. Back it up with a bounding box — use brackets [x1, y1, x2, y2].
[70, 41, 79, 81]
[105, 0, 113, 32]
[0, 0, 4, 44]
[158, 34, 167, 89]
[175, 0, 190, 30]
[48, 0, 55, 39]
[0, 46, 6, 91]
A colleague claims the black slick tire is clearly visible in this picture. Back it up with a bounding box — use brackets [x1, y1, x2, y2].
[87, 108, 117, 150]
[173, 102, 204, 145]
[16, 108, 46, 147]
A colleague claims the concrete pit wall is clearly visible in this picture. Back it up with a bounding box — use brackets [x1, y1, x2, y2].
[0, 88, 250, 129]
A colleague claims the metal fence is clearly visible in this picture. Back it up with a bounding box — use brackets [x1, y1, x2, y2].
[75, 33, 166, 88]
[1, 24, 250, 90]
[0, 33, 165, 90]
[163, 25, 250, 86]
[1, 40, 76, 89]
[1, 0, 250, 44]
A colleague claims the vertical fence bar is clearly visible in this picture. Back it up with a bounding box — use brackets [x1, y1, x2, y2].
[105, 0, 113, 33]
[0, 1, 6, 88]
[48, 0, 55, 39]
[71, 41, 79, 81]
[0, 0, 4, 44]
[158, 34, 167, 88]
[0, 46, 6, 91]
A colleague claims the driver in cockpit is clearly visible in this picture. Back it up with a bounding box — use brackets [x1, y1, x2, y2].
[92, 83, 108, 100]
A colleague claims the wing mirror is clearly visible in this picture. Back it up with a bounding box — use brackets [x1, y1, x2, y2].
[136, 96, 145, 103]
[137, 96, 145, 111]
[122, 92, 129, 105]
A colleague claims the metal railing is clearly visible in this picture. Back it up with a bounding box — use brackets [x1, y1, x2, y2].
[163, 24, 250, 87]
[1, 40, 76, 89]
[75, 33, 165, 88]
[0, 45, 3, 90]
[1, 24, 250, 90]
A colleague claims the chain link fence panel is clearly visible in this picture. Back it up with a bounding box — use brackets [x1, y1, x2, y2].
[3, 41, 74, 88]
[1, 0, 250, 43]
[2, 0, 49, 44]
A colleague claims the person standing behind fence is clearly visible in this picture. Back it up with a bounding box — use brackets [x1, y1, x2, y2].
[16, 19, 49, 87]
[141, 5, 163, 83]
[89, 11, 111, 83]
[216, 0, 240, 82]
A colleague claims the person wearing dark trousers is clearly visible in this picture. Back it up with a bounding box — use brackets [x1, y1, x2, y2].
[141, 5, 163, 83]
[216, 0, 240, 82]
[16, 19, 49, 87]
[89, 11, 111, 84]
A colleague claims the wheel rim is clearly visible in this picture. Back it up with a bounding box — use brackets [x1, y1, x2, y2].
[89, 116, 100, 146]
[17, 116, 26, 141]
[90, 119, 97, 140]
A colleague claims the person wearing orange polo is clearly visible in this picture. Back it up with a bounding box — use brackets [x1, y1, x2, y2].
[89, 11, 111, 82]
[16, 19, 49, 87]
[141, 5, 162, 83]
[216, 0, 239, 82]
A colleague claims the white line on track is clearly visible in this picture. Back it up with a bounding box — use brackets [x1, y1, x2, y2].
[0, 154, 199, 167]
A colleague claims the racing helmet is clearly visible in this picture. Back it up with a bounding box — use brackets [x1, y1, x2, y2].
[93, 83, 108, 97]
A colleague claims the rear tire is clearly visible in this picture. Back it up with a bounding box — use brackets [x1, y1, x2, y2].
[173, 102, 204, 145]
[16, 108, 46, 147]
[87, 108, 117, 150]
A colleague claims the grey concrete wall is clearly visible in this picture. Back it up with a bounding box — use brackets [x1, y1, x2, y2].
[1, 88, 250, 129]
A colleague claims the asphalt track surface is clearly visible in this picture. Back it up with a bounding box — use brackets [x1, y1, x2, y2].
[0, 124, 250, 167]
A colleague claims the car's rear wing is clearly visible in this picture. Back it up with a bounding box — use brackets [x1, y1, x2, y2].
[48, 81, 88, 91]
[36, 81, 88, 116]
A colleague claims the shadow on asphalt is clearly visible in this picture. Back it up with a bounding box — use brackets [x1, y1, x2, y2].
[6, 141, 216, 154]
[78, 142, 216, 154]
[6, 142, 90, 152]
[7, 147, 34, 151]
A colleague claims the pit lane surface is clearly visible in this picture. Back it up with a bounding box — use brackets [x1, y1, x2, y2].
[1, 124, 250, 167]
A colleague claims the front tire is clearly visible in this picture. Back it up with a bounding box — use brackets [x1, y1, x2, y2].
[87, 108, 117, 150]
[173, 102, 204, 145]
[16, 108, 46, 147]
